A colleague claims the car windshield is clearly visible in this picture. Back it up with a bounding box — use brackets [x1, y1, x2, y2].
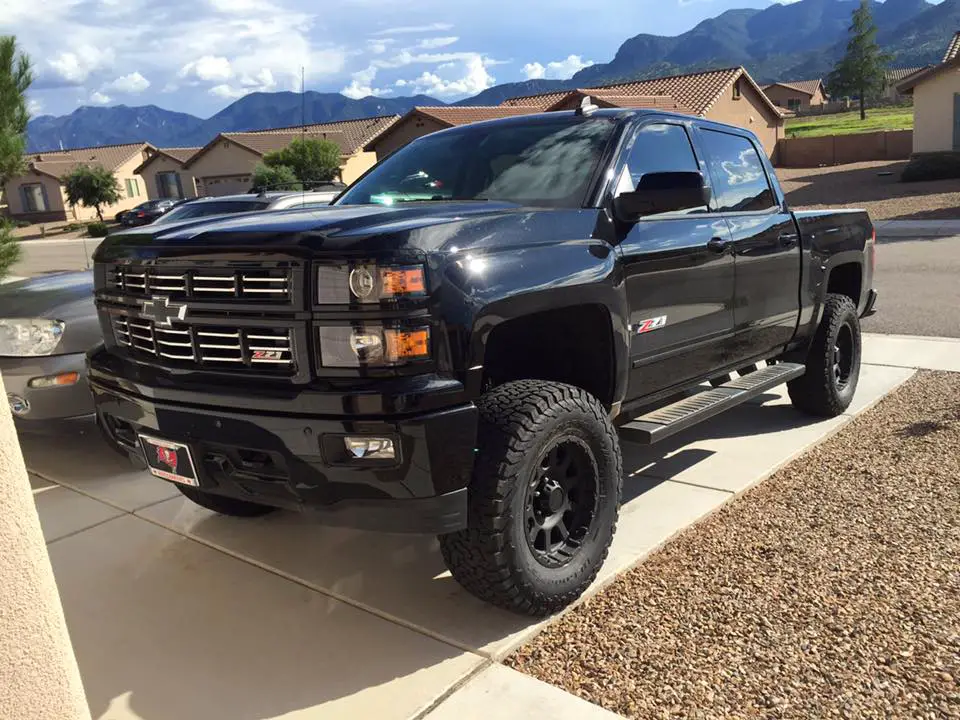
[152, 200, 270, 225]
[336, 116, 617, 209]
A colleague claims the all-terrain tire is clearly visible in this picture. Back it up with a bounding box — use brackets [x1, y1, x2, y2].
[788, 293, 862, 417]
[177, 485, 278, 517]
[439, 380, 622, 617]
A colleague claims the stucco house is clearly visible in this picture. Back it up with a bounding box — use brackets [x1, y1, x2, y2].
[762, 79, 827, 112]
[370, 67, 783, 160]
[3, 142, 154, 222]
[897, 32, 960, 153]
[184, 116, 400, 196]
[883, 67, 931, 104]
[133, 147, 201, 200]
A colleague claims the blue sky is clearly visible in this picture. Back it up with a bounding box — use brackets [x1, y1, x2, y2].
[5, 0, 783, 119]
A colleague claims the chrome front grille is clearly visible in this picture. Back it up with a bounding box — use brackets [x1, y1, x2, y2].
[112, 316, 295, 370]
[108, 266, 291, 302]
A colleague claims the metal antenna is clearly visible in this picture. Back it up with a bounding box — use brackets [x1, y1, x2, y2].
[301, 65, 306, 199]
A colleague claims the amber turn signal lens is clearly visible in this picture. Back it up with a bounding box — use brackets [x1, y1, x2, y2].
[28, 372, 80, 389]
[380, 267, 425, 297]
[384, 328, 430, 361]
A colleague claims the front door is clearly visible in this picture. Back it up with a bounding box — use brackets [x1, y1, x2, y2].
[614, 121, 737, 401]
[696, 127, 801, 363]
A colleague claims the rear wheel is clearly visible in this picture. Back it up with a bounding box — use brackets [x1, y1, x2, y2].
[788, 293, 861, 417]
[439, 380, 622, 617]
[176, 485, 278, 518]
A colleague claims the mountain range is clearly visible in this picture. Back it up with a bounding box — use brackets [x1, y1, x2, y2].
[26, 0, 960, 152]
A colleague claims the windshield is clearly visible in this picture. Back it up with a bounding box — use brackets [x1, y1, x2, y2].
[337, 116, 616, 208]
[152, 200, 270, 225]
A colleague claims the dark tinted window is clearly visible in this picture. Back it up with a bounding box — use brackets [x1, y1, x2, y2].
[618, 123, 707, 215]
[337, 117, 616, 209]
[700, 130, 775, 213]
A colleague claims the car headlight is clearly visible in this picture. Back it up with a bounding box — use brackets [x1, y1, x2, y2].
[318, 324, 430, 368]
[0, 318, 65, 357]
[317, 263, 426, 305]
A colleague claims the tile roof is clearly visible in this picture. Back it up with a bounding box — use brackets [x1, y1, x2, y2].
[896, 56, 960, 93]
[763, 79, 823, 96]
[26, 142, 152, 178]
[133, 146, 202, 174]
[944, 31, 960, 62]
[239, 115, 400, 155]
[501, 91, 575, 109]
[412, 106, 545, 125]
[226, 130, 351, 156]
[885, 66, 931, 83]
[501, 67, 773, 118]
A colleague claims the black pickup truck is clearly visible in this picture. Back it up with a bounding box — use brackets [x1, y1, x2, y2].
[88, 104, 876, 616]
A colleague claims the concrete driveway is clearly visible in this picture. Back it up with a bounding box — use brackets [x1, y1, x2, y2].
[21, 334, 956, 719]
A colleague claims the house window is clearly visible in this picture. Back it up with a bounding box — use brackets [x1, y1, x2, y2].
[156, 171, 183, 199]
[125, 178, 140, 198]
[733, 81, 741, 101]
[21, 183, 47, 212]
[787, 98, 801, 110]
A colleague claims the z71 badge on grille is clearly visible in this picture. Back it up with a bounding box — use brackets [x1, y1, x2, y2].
[252, 350, 284, 360]
[633, 315, 667, 334]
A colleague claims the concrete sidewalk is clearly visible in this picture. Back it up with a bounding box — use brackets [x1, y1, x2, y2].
[21, 333, 951, 720]
[874, 219, 960, 239]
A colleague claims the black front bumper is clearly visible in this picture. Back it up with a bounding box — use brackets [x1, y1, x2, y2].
[91, 379, 478, 534]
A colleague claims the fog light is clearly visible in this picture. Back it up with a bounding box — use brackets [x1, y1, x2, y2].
[28, 371, 80, 389]
[348, 332, 383, 362]
[7, 394, 30, 416]
[344, 437, 395, 460]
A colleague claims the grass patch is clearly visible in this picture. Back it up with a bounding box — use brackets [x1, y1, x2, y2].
[786, 106, 913, 138]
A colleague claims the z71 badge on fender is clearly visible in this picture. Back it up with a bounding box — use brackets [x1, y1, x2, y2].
[634, 316, 667, 334]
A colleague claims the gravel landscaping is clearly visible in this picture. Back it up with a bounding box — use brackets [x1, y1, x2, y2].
[779, 161, 960, 221]
[508, 371, 960, 719]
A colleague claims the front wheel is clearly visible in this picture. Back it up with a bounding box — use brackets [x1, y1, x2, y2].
[788, 293, 862, 417]
[439, 380, 622, 617]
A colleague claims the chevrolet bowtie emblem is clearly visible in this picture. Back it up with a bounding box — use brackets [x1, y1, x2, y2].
[140, 296, 188, 327]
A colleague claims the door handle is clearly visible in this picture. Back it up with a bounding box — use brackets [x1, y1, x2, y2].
[779, 232, 799, 248]
[707, 237, 729, 253]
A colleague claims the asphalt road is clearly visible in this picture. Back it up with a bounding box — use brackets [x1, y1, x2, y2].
[861, 235, 960, 338]
[10, 234, 960, 338]
[10, 237, 101, 278]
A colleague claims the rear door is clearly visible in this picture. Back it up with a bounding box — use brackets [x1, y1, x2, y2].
[695, 127, 801, 363]
[615, 120, 736, 401]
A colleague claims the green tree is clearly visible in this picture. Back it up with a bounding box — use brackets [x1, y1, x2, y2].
[0, 36, 33, 280]
[827, 0, 889, 121]
[62, 164, 122, 221]
[251, 162, 300, 192]
[262, 138, 341, 187]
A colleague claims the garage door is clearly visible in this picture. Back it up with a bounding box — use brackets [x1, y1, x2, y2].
[199, 175, 252, 197]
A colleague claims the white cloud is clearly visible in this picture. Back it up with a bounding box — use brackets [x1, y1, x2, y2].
[162, 82, 179, 93]
[367, 39, 392, 55]
[523, 62, 546, 80]
[179, 55, 233, 82]
[89, 91, 111, 105]
[209, 84, 246, 99]
[48, 45, 115, 83]
[415, 36, 459, 50]
[406, 55, 495, 97]
[372, 23, 453, 36]
[544, 54, 594, 79]
[27, 98, 43, 116]
[341, 64, 393, 99]
[107, 71, 150, 93]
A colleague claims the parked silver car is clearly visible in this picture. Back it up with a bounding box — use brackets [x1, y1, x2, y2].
[1, 272, 99, 432]
[151, 189, 342, 226]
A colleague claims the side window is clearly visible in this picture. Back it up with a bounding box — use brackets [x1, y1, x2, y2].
[618, 123, 708, 214]
[700, 129, 776, 213]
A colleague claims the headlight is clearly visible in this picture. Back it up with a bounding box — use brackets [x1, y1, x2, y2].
[0, 318, 65, 357]
[318, 324, 430, 367]
[317, 263, 426, 304]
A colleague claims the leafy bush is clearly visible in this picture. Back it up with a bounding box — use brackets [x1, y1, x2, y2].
[0, 220, 23, 280]
[262, 138, 342, 185]
[12, 218, 31, 228]
[901, 152, 960, 183]
[252, 162, 300, 192]
[86, 221, 109, 237]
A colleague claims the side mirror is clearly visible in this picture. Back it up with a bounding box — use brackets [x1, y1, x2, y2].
[614, 171, 710, 222]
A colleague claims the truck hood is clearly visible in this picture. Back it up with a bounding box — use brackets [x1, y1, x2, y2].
[94, 201, 600, 261]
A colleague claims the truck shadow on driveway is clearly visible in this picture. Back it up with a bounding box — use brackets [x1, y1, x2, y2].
[23, 398, 833, 718]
